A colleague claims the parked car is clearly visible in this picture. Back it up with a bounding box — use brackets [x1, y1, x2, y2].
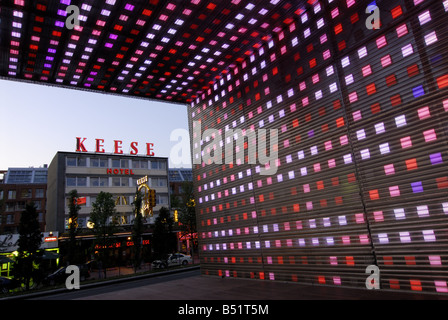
[152, 253, 192, 269]
[43, 264, 90, 286]
[0, 277, 21, 294]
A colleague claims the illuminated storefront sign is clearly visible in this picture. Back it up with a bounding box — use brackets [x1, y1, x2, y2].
[76, 137, 155, 156]
[137, 176, 156, 217]
[0, 232, 59, 253]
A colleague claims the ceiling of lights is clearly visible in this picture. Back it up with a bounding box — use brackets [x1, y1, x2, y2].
[0, 0, 309, 104]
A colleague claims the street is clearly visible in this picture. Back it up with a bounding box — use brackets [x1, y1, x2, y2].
[29, 269, 201, 300]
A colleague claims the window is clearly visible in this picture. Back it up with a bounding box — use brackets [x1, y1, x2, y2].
[152, 178, 167, 187]
[132, 160, 148, 169]
[6, 215, 14, 225]
[66, 176, 87, 187]
[35, 189, 45, 198]
[91, 157, 108, 167]
[151, 160, 167, 170]
[67, 156, 86, 167]
[112, 159, 121, 168]
[112, 177, 129, 187]
[90, 177, 108, 187]
[21, 189, 32, 198]
[8, 190, 16, 200]
[156, 194, 169, 205]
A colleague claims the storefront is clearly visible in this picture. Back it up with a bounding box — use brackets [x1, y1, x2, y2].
[0, 231, 59, 278]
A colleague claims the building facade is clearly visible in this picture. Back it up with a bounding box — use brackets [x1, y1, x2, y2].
[189, 0, 448, 294]
[0, 167, 48, 233]
[47, 152, 170, 233]
[169, 168, 193, 200]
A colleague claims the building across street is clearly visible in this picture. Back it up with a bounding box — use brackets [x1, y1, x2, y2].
[46, 151, 170, 233]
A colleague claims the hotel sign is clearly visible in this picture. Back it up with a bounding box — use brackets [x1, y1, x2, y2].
[76, 137, 155, 156]
[137, 176, 156, 217]
[106, 168, 135, 175]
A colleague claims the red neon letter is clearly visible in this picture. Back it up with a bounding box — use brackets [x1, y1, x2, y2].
[146, 143, 155, 156]
[130, 141, 139, 155]
[76, 137, 88, 152]
[96, 139, 105, 153]
[114, 140, 123, 154]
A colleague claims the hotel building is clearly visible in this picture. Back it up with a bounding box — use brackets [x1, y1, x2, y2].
[46, 152, 170, 234]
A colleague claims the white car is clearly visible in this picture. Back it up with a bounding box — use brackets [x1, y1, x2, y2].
[152, 253, 192, 269]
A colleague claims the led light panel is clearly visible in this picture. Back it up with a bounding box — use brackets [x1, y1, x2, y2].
[1, 0, 447, 294]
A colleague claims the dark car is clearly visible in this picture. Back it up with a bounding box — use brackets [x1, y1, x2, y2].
[0, 277, 21, 294]
[43, 264, 90, 286]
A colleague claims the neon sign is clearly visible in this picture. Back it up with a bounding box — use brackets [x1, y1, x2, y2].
[76, 137, 155, 156]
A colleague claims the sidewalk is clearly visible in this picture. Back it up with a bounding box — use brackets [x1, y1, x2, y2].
[90, 263, 153, 280]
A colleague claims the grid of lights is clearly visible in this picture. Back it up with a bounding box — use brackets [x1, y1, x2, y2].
[1, 0, 309, 103]
[1, 0, 448, 295]
[190, 0, 448, 294]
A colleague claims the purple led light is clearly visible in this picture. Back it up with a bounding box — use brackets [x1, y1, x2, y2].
[411, 181, 424, 193]
[124, 3, 134, 11]
[430, 153, 443, 165]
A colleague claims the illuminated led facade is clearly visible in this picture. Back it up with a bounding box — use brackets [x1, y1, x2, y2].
[1, 0, 448, 294]
[189, 0, 448, 293]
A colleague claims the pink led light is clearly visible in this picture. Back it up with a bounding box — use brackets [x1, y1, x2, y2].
[423, 230, 436, 242]
[376, 35, 387, 48]
[435, 281, 448, 293]
[396, 24, 408, 37]
[389, 186, 400, 197]
[418, 106, 431, 119]
[384, 164, 395, 175]
[373, 211, 384, 222]
[400, 136, 412, 148]
[423, 129, 437, 142]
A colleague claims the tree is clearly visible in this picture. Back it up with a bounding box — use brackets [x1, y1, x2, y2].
[153, 207, 176, 259]
[172, 181, 197, 262]
[67, 190, 81, 265]
[131, 189, 144, 271]
[14, 202, 42, 290]
[89, 192, 117, 278]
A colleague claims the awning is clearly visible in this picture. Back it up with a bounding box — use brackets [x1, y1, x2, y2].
[0, 256, 14, 264]
[41, 251, 60, 260]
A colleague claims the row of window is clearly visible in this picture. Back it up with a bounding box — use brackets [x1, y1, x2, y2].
[0, 189, 45, 200]
[0, 212, 45, 224]
[4, 200, 44, 212]
[66, 176, 168, 188]
[66, 156, 167, 170]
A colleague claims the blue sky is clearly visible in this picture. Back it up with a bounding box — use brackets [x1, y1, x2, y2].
[0, 79, 191, 170]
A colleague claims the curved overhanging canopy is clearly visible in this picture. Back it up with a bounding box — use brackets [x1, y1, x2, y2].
[0, 0, 308, 104]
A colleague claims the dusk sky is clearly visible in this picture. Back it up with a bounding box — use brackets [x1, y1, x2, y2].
[0, 79, 192, 170]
